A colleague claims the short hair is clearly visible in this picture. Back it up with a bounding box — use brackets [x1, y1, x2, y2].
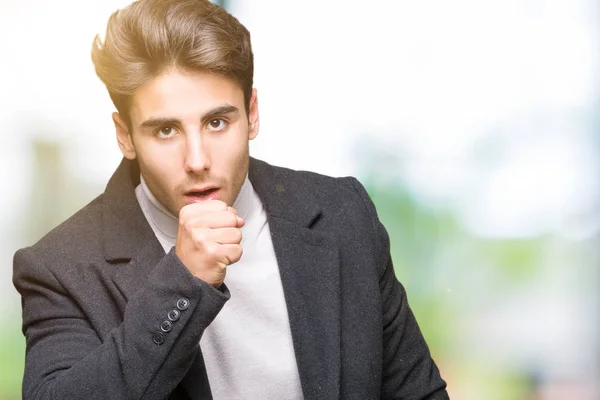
[91, 0, 254, 128]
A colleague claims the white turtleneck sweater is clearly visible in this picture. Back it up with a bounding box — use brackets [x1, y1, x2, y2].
[135, 176, 303, 400]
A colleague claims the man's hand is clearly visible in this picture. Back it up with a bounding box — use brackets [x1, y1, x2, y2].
[176, 200, 245, 288]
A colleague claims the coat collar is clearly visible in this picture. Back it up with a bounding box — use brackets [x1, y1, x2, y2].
[247, 157, 322, 228]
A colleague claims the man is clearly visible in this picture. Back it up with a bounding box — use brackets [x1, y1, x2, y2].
[13, 0, 448, 399]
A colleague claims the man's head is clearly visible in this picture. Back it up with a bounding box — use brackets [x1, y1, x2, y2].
[91, 0, 258, 214]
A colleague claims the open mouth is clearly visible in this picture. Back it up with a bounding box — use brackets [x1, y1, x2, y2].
[186, 188, 218, 200]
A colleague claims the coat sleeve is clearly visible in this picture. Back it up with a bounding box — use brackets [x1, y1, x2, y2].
[13, 247, 226, 400]
[349, 177, 449, 400]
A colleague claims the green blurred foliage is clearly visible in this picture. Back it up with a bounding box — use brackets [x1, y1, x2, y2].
[0, 314, 25, 400]
[362, 180, 458, 354]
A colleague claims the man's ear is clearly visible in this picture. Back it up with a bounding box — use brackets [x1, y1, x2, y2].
[248, 88, 259, 140]
[113, 112, 136, 160]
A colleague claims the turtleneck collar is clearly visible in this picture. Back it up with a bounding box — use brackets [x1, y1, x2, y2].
[232, 174, 255, 223]
[137, 175, 178, 240]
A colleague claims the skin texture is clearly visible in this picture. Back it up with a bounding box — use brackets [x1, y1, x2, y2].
[112, 68, 260, 287]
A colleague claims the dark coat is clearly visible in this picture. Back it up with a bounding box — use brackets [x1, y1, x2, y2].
[13, 157, 448, 399]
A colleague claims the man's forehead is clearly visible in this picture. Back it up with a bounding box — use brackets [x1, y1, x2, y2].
[129, 70, 244, 122]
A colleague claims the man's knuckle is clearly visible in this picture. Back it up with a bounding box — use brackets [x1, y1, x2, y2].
[205, 243, 219, 258]
[233, 229, 242, 242]
[179, 205, 190, 219]
[211, 200, 227, 210]
[230, 245, 243, 260]
[181, 218, 194, 232]
[191, 229, 206, 244]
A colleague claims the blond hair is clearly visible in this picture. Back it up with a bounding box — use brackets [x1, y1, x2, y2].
[91, 0, 253, 127]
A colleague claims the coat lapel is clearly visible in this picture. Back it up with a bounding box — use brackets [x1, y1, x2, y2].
[101, 158, 165, 302]
[249, 158, 341, 400]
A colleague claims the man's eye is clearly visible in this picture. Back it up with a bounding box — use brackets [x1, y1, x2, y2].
[156, 127, 176, 138]
[207, 118, 227, 131]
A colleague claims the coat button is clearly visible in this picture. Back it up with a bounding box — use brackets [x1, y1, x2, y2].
[152, 332, 165, 345]
[176, 297, 190, 310]
[160, 320, 173, 333]
[168, 309, 181, 322]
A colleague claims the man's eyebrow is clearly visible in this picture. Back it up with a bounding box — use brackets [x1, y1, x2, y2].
[139, 118, 181, 130]
[139, 105, 240, 130]
[202, 105, 240, 121]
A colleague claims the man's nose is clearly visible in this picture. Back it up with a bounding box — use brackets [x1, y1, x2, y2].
[184, 134, 211, 173]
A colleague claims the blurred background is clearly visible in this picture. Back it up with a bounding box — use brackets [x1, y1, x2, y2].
[1, 0, 598, 398]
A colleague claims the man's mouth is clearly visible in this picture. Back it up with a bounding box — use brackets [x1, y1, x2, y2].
[185, 188, 219, 202]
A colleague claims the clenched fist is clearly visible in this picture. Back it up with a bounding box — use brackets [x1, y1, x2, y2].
[176, 200, 245, 288]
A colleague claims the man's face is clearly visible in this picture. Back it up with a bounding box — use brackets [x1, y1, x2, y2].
[114, 68, 259, 216]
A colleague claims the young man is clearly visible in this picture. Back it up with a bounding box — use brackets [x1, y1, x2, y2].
[13, 0, 448, 399]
